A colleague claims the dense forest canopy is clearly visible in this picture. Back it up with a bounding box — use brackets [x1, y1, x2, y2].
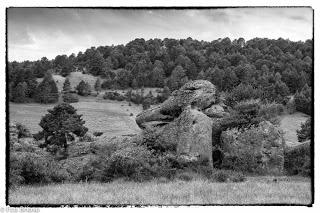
[8, 37, 313, 110]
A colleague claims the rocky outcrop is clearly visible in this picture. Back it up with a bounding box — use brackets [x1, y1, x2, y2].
[158, 107, 213, 165]
[136, 80, 226, 167]
[136, 80, 219, 129]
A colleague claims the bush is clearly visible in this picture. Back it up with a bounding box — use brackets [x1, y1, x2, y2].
[225, 83, 262, 107]
[294, 84, 312, 115]
[284, 141, 310, 176]
[104, 143, 154, 182]
[297, 118, 311, 142]
[76, 80, 91, 96]
[211, 170, 246, 183]
[93, 131, 103, 137]
[221, 122, 283, 174]
[175, 171, 201, 181]
[15, 123, 31, 138]
[62, 93, 79, 103]
[103, 91, 126, 101]
[9, 152, 69, 186]
[258, 102, 284, 125]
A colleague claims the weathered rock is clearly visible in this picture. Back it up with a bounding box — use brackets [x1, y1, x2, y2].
[136, 80, 218, 128]
[156, 107, 213, 166]
[204, 104, 228, 118]
[221, 121, 285, 174]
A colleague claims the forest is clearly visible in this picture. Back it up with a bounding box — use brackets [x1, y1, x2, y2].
[8, 37, 313, 114]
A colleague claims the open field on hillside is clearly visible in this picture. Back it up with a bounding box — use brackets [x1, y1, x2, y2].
[9, 97, 142, 136]
[9, 176, 311, 205]
[280, 112, 310, 146]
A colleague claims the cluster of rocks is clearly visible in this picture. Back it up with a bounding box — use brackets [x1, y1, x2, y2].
[135, 80, 285, 173]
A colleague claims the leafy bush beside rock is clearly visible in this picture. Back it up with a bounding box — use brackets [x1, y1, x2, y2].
[221, 121, 284, 175]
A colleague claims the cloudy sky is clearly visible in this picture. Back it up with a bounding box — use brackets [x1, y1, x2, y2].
[8, 7, 312, 62]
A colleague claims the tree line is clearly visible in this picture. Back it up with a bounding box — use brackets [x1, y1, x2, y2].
[8, 37, 313, 114]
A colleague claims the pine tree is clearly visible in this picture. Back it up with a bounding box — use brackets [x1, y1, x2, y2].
[35, 72, 59, 104]
[94, 78, 102, 93]
[297, 118, 311, 142]
[38, 103, 88, 153]
[11, 82, 28, 103]
[167, 65, 188, 91]
[63, 78, 72, 93]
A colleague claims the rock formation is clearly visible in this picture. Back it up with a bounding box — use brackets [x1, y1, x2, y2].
[136, 80, 285, 174]
[136, 80, 226, 167]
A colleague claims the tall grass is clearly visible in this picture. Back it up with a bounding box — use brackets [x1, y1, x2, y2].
[9, 177, 311, 205]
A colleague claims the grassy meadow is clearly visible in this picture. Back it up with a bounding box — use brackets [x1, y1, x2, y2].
[9, 177, 311, 205]
[9, 97, 142, 137]
[280, 112, 309, 146]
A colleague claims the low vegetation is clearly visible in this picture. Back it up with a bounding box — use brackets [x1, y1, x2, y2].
[9, 178, 311, 205]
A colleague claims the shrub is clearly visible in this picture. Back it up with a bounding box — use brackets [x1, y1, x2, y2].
[294, 84, 312, 115]
[76, 80, 91, 96]
[284, 141, 310, 176]
[213, 170, 230, 182]
[221, 122, 283, 174]
[10, 152, 52, 185]
[225, 83, 262, 107]
[175, 171, 199, 181]
[258, 102, 284, 125]
[79, 133, 96, 142]
[297, 118, 311, 142]
[15, 123, 31, 138]
[211, 170, 246, 183]
[93, 131, 103, 137]
[62, 93, 79, 103]
[103, 91, 125, 101]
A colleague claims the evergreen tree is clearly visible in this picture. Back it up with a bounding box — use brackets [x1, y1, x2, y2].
[132, 78, 138, 89]
[34, 72, 59, 104]
[167, 65, 188, 91]
[63, 78, 72, 93]
[76, 80, 91, 96]
[11, 82, 28, 103]
[61, 65, 72, 77]
[294, 84, 312, 115]
[38, 103, 88, 153]
[297, 118, 311, 142]
[94, 78, 102, 93]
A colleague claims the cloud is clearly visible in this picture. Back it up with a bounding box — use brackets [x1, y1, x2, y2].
[7, 8, 313, 62]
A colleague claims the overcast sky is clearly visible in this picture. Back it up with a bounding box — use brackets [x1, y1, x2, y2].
[8, 7, 313, 62]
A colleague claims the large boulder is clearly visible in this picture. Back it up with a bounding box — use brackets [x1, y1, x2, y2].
[136, 80, 219, 129]
[136, 80, 223, 168]
[159, 107, 213, 165]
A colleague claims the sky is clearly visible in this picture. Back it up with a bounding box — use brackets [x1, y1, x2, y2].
[7, 7, 313, 62]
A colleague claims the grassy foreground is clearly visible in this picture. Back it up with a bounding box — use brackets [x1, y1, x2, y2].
[9, 177, 311, 205]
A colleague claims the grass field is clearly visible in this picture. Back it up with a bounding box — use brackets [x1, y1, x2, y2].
[9, 177, 311, 205]
[280, 112, 310, 146]
[9, 97, 142, 136]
